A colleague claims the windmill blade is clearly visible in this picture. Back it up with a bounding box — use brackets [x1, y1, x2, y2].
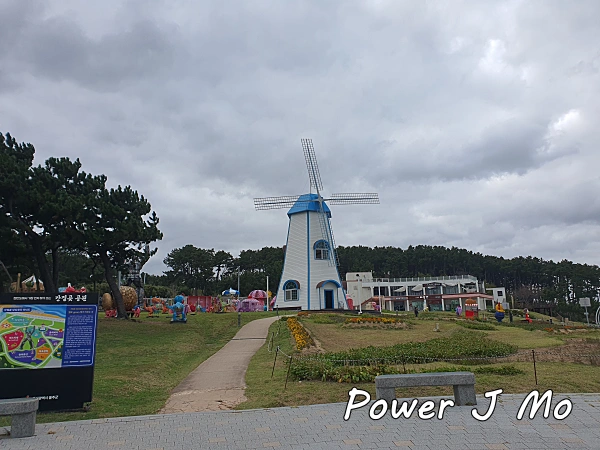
[301, 138, 323, 193]
[316, 208, 339, 267]
[327, 193, 380, 205]
[253, 195, 303, 210]
[328, 221, 340, 267]
[315, 204, 337, 266]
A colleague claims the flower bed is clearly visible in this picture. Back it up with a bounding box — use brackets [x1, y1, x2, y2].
[287, 317, 315, 350]
[290, 330, 518, 382]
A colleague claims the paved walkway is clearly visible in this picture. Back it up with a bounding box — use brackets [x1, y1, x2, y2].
[3, 393, 599, 449]
[160, 315, 280, 413]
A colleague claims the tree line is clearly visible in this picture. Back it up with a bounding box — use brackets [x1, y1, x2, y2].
[153, 244, 600, 320]
[336, 244, 600, 320]
[0, 132, 162, 318]
[3, 132, 598, 321]
[143, 245, 285, 299]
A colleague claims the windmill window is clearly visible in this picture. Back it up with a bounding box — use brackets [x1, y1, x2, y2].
[314, 240, 330, 260]
[283, 280, 299, 301]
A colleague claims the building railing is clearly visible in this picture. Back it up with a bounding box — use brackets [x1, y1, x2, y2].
[369, 275, 478, 283]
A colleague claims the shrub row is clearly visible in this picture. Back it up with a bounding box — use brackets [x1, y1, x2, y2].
[456, 321, 498, 331]
[345, 317, 403, 324]
[290, 361, 524, 383]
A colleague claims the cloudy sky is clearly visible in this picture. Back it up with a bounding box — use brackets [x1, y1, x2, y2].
[2, 0, 599, 275]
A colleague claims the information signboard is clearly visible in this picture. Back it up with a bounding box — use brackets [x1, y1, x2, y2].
[0, 293, 98, 411]
[579, 297, 591, 307]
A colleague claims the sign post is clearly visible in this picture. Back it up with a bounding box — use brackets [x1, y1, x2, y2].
[579, 297, 591, 326]
[0, 292, 98, 411]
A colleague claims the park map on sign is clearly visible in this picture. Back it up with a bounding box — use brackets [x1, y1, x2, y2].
[0, 305, 65, 369]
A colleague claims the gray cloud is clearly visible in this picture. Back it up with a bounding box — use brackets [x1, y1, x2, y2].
[1, 0, 599, 274]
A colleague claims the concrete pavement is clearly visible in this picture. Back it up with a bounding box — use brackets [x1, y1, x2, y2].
[2, 393, 600, 449]
[159, 315, 280, 413]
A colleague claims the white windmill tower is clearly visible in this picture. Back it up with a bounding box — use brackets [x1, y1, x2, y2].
[254, 139, 379, 311]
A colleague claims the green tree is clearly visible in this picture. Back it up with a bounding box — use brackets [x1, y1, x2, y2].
[55, 249, 105, 290]
[213, 250, 234, 282]
[144, 285, 172, 298]
[1, 132, 107, 292]
[163, 245, 216, 294]
[231, 247, 283, 296]
[0, 133, 37, 291]
[84, 186, 163, 318]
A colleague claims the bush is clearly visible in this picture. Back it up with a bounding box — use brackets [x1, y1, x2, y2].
[145, 285, 173, 298]
[498, 322, 560, 332]
[345, 317, 403, 324]
[457, 321, 497, 331]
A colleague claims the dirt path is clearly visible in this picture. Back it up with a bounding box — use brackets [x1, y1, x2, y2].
[159, 316, 280, 413]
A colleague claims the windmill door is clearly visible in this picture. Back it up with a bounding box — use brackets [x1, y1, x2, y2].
[324, 290, 334, 309]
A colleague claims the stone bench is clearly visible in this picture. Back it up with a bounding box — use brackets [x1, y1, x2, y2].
[0, 398, 39, 438]
[375, 372, 477, 406]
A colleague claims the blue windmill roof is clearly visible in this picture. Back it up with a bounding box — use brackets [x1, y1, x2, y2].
[287, 193, 332, 218]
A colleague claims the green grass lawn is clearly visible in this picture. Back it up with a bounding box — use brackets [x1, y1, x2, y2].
[1, 311, 276, 425]
[239, 313, 600, 410]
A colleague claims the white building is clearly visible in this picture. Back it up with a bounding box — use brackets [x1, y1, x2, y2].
[345, 271, 497, 312]
[487, 287, 509, 309]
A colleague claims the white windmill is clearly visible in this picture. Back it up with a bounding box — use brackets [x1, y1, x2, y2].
[254, 139, 379, 311]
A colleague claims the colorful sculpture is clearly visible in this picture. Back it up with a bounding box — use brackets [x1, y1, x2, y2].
[208, 297, 224, 313]
[144, 304, 156, 317]
[102, 286, 138, 317]
[65, 284, 87, 293]
[102, 293, 115, 313]
[494, 302, 505, 322]
[167, 295, 187, 323]
[120, 286, 138, 311]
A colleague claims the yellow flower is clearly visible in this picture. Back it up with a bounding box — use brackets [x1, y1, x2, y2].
[287, 317, 315, 350]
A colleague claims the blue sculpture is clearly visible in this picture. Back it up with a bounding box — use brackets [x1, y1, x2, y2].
[168, 295, 187, 323]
